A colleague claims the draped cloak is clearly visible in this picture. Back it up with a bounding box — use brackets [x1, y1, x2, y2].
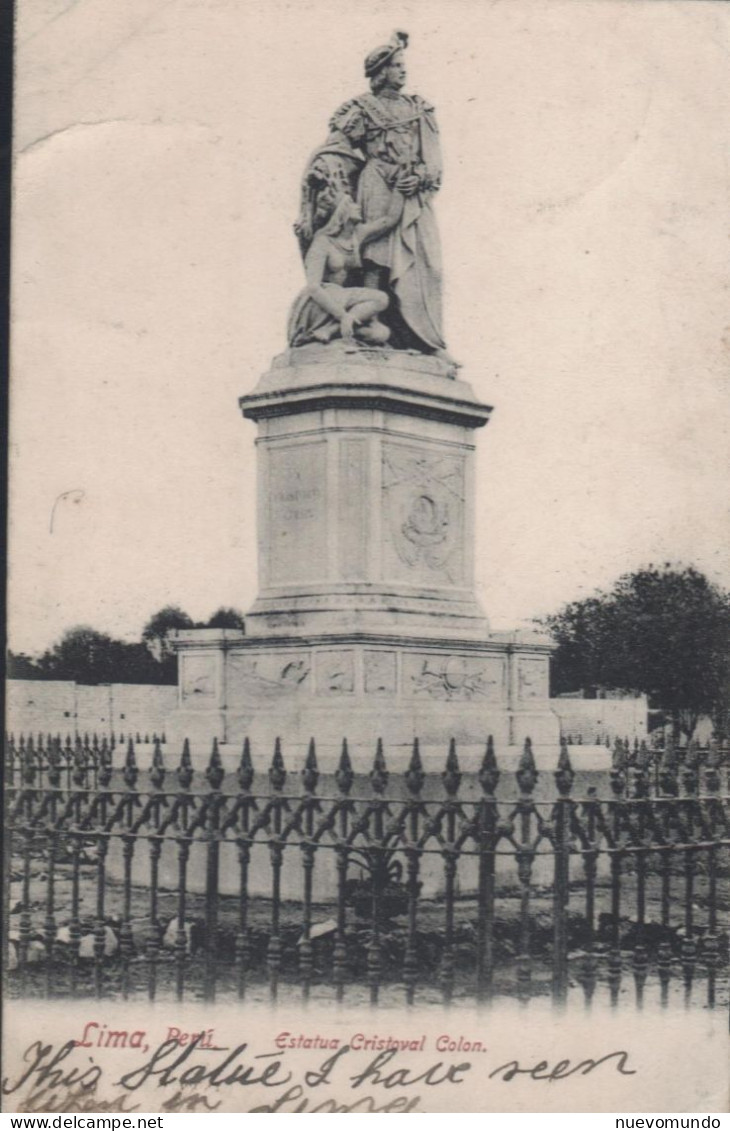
[336, 91, 445, 352]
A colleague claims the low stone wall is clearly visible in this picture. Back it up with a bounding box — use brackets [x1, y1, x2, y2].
[7, 677, 648, 750]
[6, 678, 77, 735]
[551, 696, 648, 744]
[5, 679, 177, 738]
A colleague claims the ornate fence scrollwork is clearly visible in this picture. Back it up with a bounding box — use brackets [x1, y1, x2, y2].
[3, 730, 729, 1007]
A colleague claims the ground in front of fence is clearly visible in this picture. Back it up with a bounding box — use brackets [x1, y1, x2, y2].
[7, 862, 729, 1007]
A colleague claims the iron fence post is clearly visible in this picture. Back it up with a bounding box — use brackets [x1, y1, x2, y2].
[234, 738, 255, 1002]
[403, 738, 425, 1006]
[299, 739, 319, 1002]
[515, 738, 538, 1004]
[476, 736, 499, 1005]
[204, 738, 225, 1002]
[552, 738, 574, 1005]
[267, 737, 287, 1003]
[367, 739, 389, 1006]
[333, 739, 354, 1003]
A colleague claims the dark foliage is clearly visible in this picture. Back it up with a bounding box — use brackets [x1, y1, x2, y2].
[205, 607, 246, 630]
[9, 626, 177, 685]
[543, 565, 730, 740]
[7, 651, 43, 679]
[8, 602, 250, 687]
[141, 605, 195, 661]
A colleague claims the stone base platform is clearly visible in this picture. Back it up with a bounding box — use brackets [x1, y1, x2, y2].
[165, 627, 559, 758]
[166, 345, 560, 761]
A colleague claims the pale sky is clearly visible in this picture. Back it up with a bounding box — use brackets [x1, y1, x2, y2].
[9, 0, 730, 655]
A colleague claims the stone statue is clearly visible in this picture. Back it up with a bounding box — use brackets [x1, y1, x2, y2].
[290, 31, 451, 361]
[294, 103, 367, 259]
[288, 195, 391, 347]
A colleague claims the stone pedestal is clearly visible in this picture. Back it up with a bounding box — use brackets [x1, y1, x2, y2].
[167, 344, 559, 759]
[243, 343, 491, 639]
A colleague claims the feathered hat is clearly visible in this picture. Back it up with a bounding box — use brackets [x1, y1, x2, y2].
[364, 30, 408, 78]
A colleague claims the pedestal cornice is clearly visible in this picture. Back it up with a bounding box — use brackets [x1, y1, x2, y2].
[239, 344, 492, 429]
[171, 627, 555, 655]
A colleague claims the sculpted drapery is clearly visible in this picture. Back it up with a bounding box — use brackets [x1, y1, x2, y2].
[290, 31, 448, 358]
[335, 88, 445, 353]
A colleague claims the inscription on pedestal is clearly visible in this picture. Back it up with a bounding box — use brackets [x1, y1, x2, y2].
[382, 443, 465, 586]
[268, 441, 326, 585]
[339, 438, 368, 579]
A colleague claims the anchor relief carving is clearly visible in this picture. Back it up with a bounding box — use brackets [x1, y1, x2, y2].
[407, 654, 504, 701]
[382, 447, 464, 582]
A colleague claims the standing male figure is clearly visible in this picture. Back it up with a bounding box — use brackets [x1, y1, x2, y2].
[332, 31, 449, 358]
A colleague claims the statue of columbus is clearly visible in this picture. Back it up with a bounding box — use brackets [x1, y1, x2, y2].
[290, 31, 450, 361]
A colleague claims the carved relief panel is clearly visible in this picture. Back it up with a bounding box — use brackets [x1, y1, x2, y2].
[404, 654, 506, 702]
[363, 650, 397, 696]
[381, 443, 465, 586]
[226, 652, 311, 709]
[267, 441, 327, 586]
[518, 657, 550, 701]
[315, 650, 356, 695]
[180, 655, 218, 706]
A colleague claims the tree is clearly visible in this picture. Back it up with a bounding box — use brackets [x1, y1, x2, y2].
[9, 601, 242, 689]
[7, 651, 44, 679]
[29, 626, 174, 685]
[142, 605, 195, 661]
[111, 642, 177, 685]
[543, 566, 730, 741]
[35, 626, 126, 685]
[206, 607, 246, 630]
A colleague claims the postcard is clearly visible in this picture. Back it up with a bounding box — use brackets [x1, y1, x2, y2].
[4, 0, 729, 1115]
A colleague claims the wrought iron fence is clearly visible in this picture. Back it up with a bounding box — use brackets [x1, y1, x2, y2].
[3, 731, 729, 1008]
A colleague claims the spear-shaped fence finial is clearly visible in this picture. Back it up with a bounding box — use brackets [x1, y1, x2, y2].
[516, 736, 537, 794]
[177, 738, 194, 790]
[405, 737, 425, 796]
[237, 737, 254, 792]
[555, 735, 574, 796]
[206, 736, 225, 791]
[659, 735, 679, 796]
[336, 738, 354, 795]
[612, 737, 625, 771]
[269, 737, 287, 792]
[479, 735, 500, 795]
[442, 738, 461, 797]
[98, 736, 112, 787]
[123, 738, 138, 789]
[610, 736, 626, 795]
[150, 737, 166, 790]
[370, 738, 388, 794]
[302, 738, 319, 794]
[47, 736, 63, 787]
